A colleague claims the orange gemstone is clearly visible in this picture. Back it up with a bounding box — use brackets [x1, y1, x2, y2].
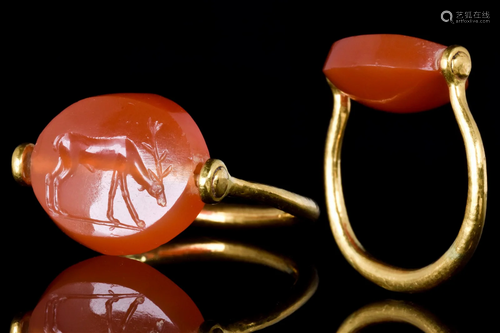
[29, 256, 204, 332]
[31, 94, 210, 255]
[323, 34, 451, 113]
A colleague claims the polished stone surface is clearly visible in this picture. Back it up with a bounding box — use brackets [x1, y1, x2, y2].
[29, 256, 203, 333]
[323, 34, 450, 113]
[31, 94, 209, 255]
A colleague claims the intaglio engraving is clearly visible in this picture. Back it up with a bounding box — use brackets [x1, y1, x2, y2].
[44, 291, 167, 333]
[45, 118, 172, 230]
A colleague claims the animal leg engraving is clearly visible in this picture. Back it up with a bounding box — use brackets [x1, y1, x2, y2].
[106, 170, 121, 226]
[47, 159, 75, 216]
[46, 159, 63, 214]
[44, 295, 58, 333]
[54, 163, 78, 216]
[119, 296, 145, 332]
[45, 173, 55, 213]
[105, 291, 119, 332]
[119, 172, 146, 228]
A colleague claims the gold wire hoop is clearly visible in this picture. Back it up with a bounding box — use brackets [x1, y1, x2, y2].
[196, 158, 320, 225]
[337, 300, 451, 332]
[324, 45, 487, 292]
[127, 238, 319, 333]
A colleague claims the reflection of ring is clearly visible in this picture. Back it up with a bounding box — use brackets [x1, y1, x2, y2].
[11, 238, 318, 333]
[323, 35, 487, 292]
[337, 299, 451, 332]
[12, 94, 319, 255]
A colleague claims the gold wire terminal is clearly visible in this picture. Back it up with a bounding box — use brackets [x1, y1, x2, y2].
[12, 143, 34, 186]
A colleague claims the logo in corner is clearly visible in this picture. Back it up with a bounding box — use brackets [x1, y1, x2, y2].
[441, 10, 454, 23]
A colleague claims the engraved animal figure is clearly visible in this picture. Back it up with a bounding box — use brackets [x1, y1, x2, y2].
[45, 118, 172, 228]
[44, 292, 167, 333]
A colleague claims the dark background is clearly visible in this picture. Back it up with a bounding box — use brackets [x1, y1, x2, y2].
[3, 3, 498, 332]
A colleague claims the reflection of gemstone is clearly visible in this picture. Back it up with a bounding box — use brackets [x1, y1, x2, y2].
[323, 34, 452, 113]
[31, 94, 210, 255]
[29, 256, 204, 333]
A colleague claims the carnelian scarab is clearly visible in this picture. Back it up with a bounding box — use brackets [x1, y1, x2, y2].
[29, 93, 210, 255]
[323, 34, 453, 113]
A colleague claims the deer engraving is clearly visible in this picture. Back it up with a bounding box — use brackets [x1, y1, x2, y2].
[45, 118, 172, 229]
[44, 291, 167, 333]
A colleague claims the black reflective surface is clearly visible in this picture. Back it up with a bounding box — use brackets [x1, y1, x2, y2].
[4, 4, 498, 332]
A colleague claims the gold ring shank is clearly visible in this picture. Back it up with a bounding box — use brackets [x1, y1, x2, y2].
[197, 159, 320, 226]
[126, 238, 319, 333]
[337, 300, 451, 332]
[196, 203, 301, 227]
[324, 45, 487, 292]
